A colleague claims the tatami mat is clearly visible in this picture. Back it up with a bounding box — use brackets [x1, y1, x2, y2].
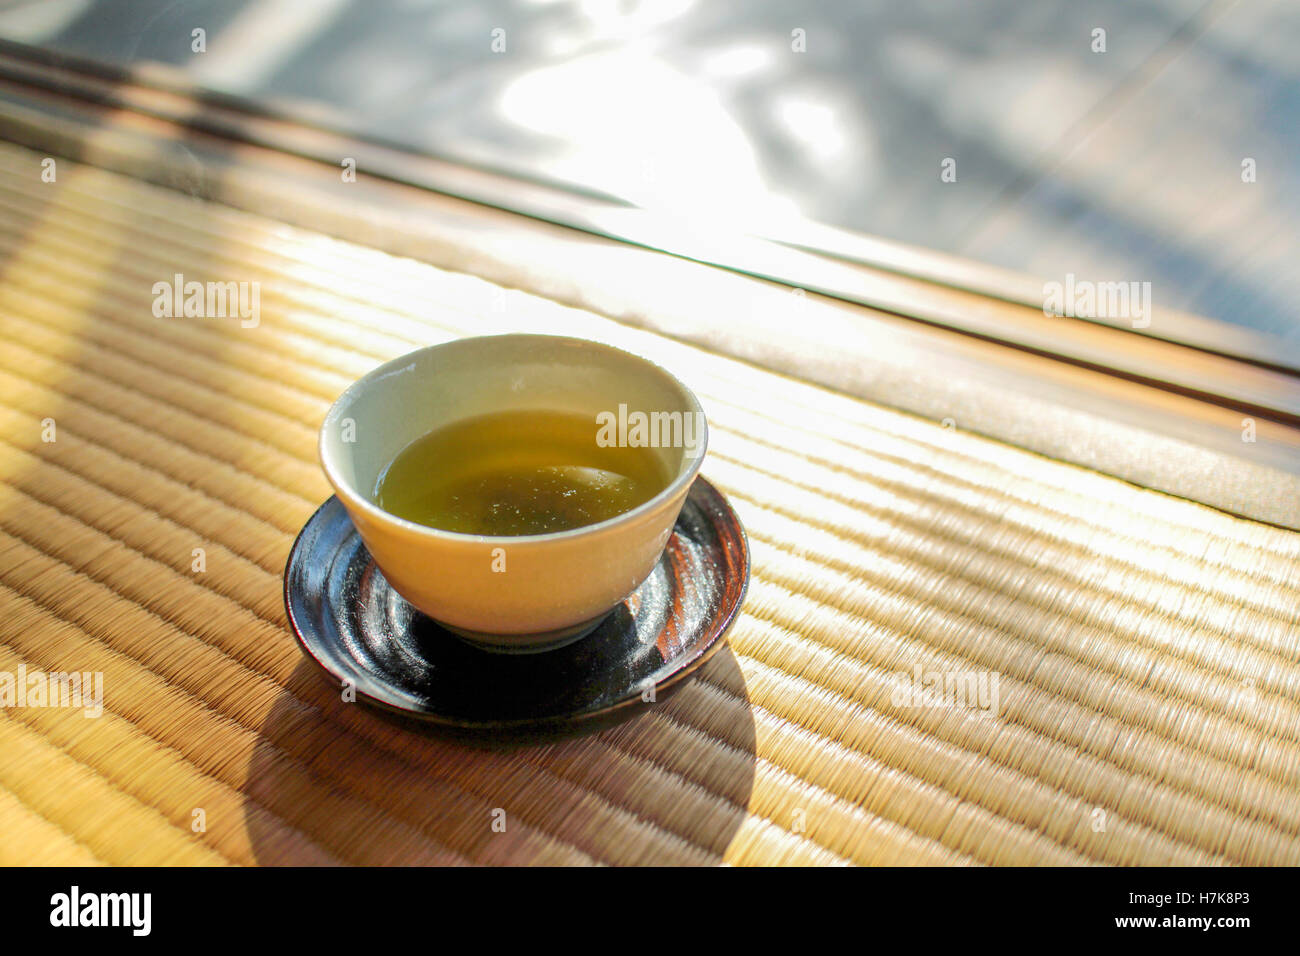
[1, 141, 1298, 865]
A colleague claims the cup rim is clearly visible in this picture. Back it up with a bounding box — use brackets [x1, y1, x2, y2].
[318, 333, 709, 545]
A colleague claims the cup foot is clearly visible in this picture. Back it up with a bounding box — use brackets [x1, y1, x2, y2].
[437, 613, 610, 654]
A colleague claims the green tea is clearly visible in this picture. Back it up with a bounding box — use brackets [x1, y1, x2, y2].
[375, 409, 671, 535]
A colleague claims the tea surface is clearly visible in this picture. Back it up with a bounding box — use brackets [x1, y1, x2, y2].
[375, 409, 670, 535]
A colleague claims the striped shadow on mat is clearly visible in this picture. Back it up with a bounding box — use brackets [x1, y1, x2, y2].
[1, 140, 1298, 865]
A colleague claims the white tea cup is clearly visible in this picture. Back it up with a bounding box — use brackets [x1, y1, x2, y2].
[319, 334, 708, 653]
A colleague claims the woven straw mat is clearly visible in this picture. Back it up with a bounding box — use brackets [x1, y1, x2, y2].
[1, 142, 1299, 866]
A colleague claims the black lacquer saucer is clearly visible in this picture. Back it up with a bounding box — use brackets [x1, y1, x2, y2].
[283, 477, 749, 739]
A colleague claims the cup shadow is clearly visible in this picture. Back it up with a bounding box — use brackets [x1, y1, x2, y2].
[241, 646, 756, 865]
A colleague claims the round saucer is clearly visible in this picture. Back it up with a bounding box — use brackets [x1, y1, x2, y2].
[283, 477, 749, 739]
